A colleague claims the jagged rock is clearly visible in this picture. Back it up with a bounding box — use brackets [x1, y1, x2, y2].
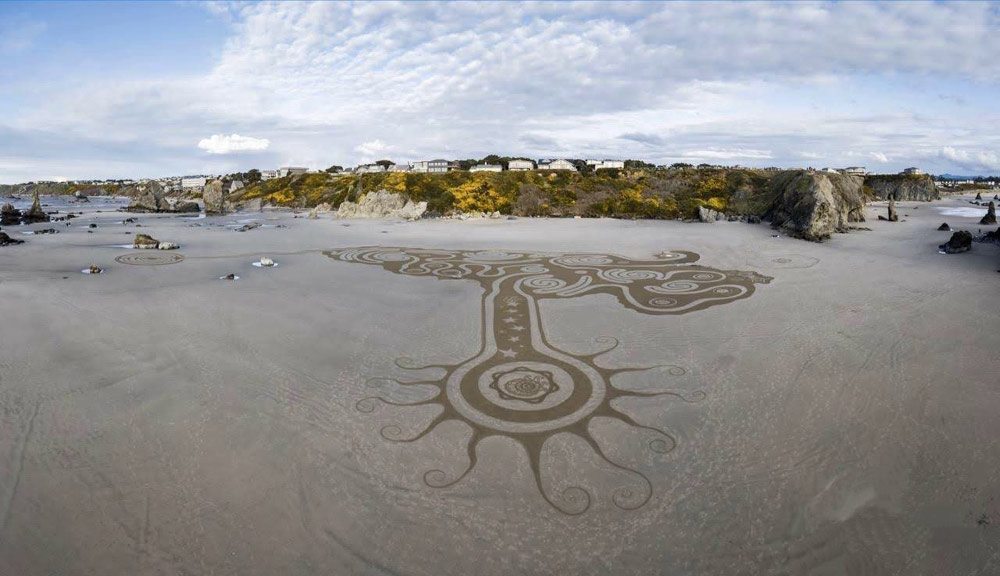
[126, 181, 168, 212]
[975, 192, 983, 200]
[994, 195, 999, 201]
[937, 223, 951, 231]
[746, 215, 762, 224]
[172, 200, 200, 213]
[335, 190, 427, 221]
[765, 170, 866, 241]
[878, 199, 899, 222]
[157, 242, 179, 250]
[308, 202, 332, 219]
[980, 201, 997, 225]
[0, 231, 24, 246]
[22, 192, 49, 223]
[133, 233, 160, 249]
[234, 197, 262, 212]
[203, 180, 228, 214]
[697, 206, 724, 222]
[939, 230, 972, 254]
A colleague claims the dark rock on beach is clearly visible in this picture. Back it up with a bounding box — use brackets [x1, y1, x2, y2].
[764, 170, 865, 241]
[937, 223, 951, 231]
[133, 233, 160, 249]
[0, 231, 24, 246]
[939, 230, 972, 254]
[980, 201, 997, 225]
[878, 198, 899, 222]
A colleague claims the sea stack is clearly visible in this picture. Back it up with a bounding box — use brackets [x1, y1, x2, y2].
[980, 201, 997, 225]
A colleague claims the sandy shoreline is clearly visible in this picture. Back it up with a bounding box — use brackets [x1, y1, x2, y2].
[1, 193, 998, 575]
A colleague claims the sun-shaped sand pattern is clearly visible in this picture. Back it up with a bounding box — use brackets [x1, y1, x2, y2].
[325, 247, 772, 515]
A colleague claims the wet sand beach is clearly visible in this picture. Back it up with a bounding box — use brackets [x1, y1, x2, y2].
[1, 194, 999, 575]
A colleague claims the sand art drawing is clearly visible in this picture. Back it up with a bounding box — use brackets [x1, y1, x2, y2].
[115, 252, 185, 266]
[325, 247, 772, 514]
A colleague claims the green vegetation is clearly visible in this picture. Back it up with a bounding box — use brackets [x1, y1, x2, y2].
[231, 167, 778, 218]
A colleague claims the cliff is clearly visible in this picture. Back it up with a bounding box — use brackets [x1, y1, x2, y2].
[864, 174, 939, 201]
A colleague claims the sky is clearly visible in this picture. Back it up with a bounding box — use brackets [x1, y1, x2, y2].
[1, 0, 1000, 183]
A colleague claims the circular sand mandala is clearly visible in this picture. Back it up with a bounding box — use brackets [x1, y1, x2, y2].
[115, 252, 185, 266]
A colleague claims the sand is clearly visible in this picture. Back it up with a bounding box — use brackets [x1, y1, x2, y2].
[1, 194, 998, 575]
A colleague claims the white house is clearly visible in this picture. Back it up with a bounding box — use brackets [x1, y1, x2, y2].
[508, 159, 535, 171]
[902, 167, 922, 175]
[470, 164, 503, 173]
[279, 167, 308, 178]
[260, 169, 279, 181]
[841, 166, 867, 176]
[539, 159, 577, 171]
[356, 164, 386, 174]
[181, 177, 207, 189]
[587, 159, 625, 170]
[411, 161, 428, 173]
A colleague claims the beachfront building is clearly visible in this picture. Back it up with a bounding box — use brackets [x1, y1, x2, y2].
[389, 164, 411, 172]
[356, 164, 386, 174]
[902, 167, 922, 175]
[840, 166, 867, 176]
[508, 159, 535, 171]
[410, 159, 449, 173]
[538, 159, 577, 171]
[279, 167, 308, 178]
[260, 169, 279, 181]
[470, 164, 503, 173]
[181, 176, 207, 189]
[587, 159, 625, 170]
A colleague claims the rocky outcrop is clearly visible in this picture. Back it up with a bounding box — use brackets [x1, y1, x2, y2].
[0, 203, 18, 226]
[975, 192, 983, 200]
[939, 231, 972, 254]
[22, 192, 49, 223]
[980, 201, 997, 225]
[308, 202, 333, 219]
[335, 190, 427, 221]
[172, 200, 200, 213]
[697, 206, 724, 222]
[864, 174, 939, 202]
[878, 199, 899, 222]
[126, 182, 169, 212]
[764, 170, 866, 241]
[203, 180, 228, 214]
[235, 221, 261, 232]
[937, 222, 951, 231]
[0, 231, 24, 246]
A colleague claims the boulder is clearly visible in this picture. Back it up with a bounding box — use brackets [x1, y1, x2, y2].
[126, 181, 168, 212]
[975, 192, 983, 200]
[878, 198, 899, 222]
[939, 230, 972, 254]
[0, 203, 18, 226]
[980, 201, 997, 225]
[157, 242, 179, 250]
[335, 190, 427, 221]
[308, 202, 333, 219]
[172, 200, 200, 213]
[765, 170, 866, 241]
[0, 231, 24, 246]
[937, 222, 951, 231]
[133, 233, 160, 249]
[697, 206, 724, 222]
[235, 221, 261, 232]
[203, 180, 228, 214]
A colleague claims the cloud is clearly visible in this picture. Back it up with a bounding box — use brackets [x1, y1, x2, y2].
[681, 148, 774, 161]
[354, 139, 393, 158]
[940, 146, 1000, 171]
[619, 133, 665, 146]
[197, 134, 270, 155]
[869, 152, 889, 163]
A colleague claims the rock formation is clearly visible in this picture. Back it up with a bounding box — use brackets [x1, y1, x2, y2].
[878, 199, 899, 222]
[764, 170, 866, 241]
[126, 182, 169, 212]
[937, 222, 951, 231]
[308, 202, 333, 219]
[202, 180, 228, 214]
[939, 231, 972, 254]
[975, 192, 983, 200]
[133, 233, 160, 249]
[0, 203, 18, 226]
[172, 200, 200, 213]
[0, 231, 24, 246]
[335, 190, 427, 221]
[697, 206, 725, 222]
[980, 201, 997, 225]
[864, 174, 939, 202]
[235, 221, 261, 232]
[22, 191, 49, 223]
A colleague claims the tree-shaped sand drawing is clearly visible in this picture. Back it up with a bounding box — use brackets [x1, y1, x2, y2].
[325, 247, 771, 514]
